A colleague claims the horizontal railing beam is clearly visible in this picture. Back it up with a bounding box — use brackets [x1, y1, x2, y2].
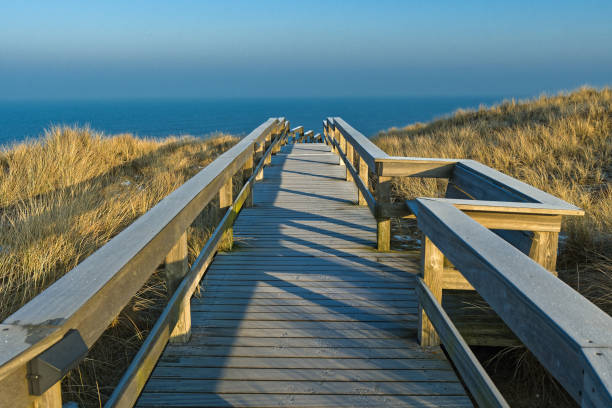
[415, 198, 612, 405]
[375, 157, 457, 178]
[456, 160, 583, 212]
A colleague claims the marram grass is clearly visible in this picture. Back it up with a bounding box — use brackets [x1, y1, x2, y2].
[0, 126, 238, 405]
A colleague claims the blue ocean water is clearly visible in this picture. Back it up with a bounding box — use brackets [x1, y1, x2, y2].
[0, 96, 506, 147]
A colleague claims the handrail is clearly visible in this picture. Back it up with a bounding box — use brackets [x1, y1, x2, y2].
[106, 123, 289, 408]
[320, 118, 612, 407]
[329, 117, 388, 169]
[323, 117, 583, 254]
[0, 117, 288, 407]
[415, 198, 612, 406]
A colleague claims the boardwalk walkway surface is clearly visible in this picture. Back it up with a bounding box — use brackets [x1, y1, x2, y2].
[137, 143, 473, 407]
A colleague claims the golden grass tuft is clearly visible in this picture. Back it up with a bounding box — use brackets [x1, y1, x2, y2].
[0, 126, 238, 405]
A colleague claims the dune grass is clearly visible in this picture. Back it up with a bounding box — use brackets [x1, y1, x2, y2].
[373, 86, 611, 407]
[0, 126, 238, 405]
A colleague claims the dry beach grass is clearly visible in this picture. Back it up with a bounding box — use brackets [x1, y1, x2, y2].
[0, 127, 238, 405]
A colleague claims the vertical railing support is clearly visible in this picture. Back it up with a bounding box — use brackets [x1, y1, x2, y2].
[358, 155, 369, 205]
[529, 231, 559, 276]
[331, 125, 338, 154]
[345, 141, 354, 182]
[255, 142, 264, 181]
[243, 146, 254, 207]
[165, 232, 190, 343]
[264, 131, 273, 165]
[272, 125, 281, 154]
[419, 236, 443, 347]
[375, 172, 392, 251]
[219, 177, 233, 247]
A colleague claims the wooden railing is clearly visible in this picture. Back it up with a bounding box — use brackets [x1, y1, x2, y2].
[322, 117, 612, 407]
[0, 118, 291, 408]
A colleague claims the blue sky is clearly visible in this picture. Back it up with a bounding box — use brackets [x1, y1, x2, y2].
[1, 0, 611, 99]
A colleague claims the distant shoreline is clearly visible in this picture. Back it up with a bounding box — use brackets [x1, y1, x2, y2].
[0, 95, 507, 147]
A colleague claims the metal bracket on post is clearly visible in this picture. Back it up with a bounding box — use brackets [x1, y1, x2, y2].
[27, 329, 88, 396]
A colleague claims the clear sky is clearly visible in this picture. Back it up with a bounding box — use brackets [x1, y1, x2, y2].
[1, 0, 611, 99]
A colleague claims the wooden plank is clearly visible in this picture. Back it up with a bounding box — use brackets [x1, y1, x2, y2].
[202, 280, 415, 289]
[416, 277, 509, 407]
[160, 346, 437, 359]
[376, 157, 456, 178]
[191, 311, 415, 323]
[149, 367, 457, 382]
[458, 160, 583, 212]
[195, 298, 417, 308]
[465, 211, 562, 232]
[191, 324, 416, 338]
[156, 356, 450, 370]
[439, 198, 585, 216]
[142, 379, 467, 395]
[167, 336, 420, 349]
[136, 393, 473, 407]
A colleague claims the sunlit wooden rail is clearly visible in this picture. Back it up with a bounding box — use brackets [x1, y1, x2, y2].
[0, 116, 610, 407]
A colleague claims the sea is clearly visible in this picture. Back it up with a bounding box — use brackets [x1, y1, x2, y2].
[0, 96, 508, 147]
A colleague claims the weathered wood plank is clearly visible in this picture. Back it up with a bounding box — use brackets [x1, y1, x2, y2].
[150, 367, 457, 381]
[376, 157, 456, 178]
[156, 356, 449, 370]
[142, 379, 466, 395]
[136, 393, 473, 407]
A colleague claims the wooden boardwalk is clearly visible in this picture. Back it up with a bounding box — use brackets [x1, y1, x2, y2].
[137, 143, 473, 407]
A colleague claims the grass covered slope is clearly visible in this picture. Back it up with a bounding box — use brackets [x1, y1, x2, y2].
[0, 127, 238, 405]
[373, 87, 611, 314]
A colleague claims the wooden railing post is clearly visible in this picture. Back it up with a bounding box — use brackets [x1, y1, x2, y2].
[255, 142, 264, 181]
[529, 231, 559, 275]
[219, 177, 233, 247]
[333, 126, 341, 157]
[375, 172, 392, 251]
[243, 146, 254, 207]
[272, 126, 282, 154]
[165, 232, 190, 343]
[357, 155, 369, 205]
[419, 236, 443, 347]
[265, 131, 273, 165]
[345, 141, 354, 182]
